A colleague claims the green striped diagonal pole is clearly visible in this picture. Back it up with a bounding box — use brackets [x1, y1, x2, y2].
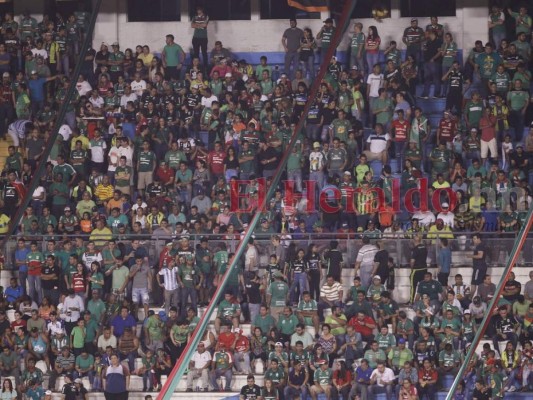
[158, 2, 359, 399]
[446, 206, 533, 400]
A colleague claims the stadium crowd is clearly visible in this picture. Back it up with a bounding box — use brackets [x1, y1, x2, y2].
[0, 3, 531, 400]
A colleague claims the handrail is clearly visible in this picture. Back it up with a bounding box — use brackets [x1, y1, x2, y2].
[156, 2, 360, 398]
[445, 205, 533, 400]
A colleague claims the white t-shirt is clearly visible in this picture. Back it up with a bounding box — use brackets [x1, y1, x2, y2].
[76, 80, 93, 97]
[58, 124, 72, 142]
[108, 146, 120, 172]
[201, 95, 218, 109]
[120, 92, 138, 108]
[130, 80, 147, 96]
[191, 350, 212, 369]
[370, 367, 395, 386]
[32, 186, 45, 200]
[436, 211, 455, 228]
[366, 73, 383, 98]
[366, 133, 390, 153]
[412, 211, 436, 228]
[118, 145, 134, 167]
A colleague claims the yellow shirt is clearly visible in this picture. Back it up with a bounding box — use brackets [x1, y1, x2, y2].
[89, 227, 113, 247]
[0, 214, 10, 233]
[70, 134, 90, 151]
[137, 53, 154, 67]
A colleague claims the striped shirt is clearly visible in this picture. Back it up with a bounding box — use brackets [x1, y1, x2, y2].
[8, 120, 31, 138]
[158, 267, 179, 290]
[320, 282, 342, 302]
[356, 244, 379, 268]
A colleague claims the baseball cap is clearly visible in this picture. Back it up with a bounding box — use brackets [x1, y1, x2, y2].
[464, 309, 471, 314]
[398, 338, 406, 344]
[225, 72, 232, 78]
[45, 390, 52, 395]
[112, 42, 119, 46]
[411, 18, 418, 22]
[275, 342, 283, 347]
[74, 378, 82, 384]
[442, 202, 449, 208]
[351, 65, 359, 70]
[31, 70, 37, 75]
[234, 328, 241, 333]
[344, 171, 351, 176]
[313, 141, 321, 148]
[158, 311, 168, 321]
[64, 206, 71, 211]
[373, 275, 381, 281]
[2, 72, 9, 78]
[470, 127, 478, 132]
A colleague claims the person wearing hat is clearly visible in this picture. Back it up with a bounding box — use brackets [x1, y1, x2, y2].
[388, 338, 413, 374]
[209, 342, 234, 392]
[310, 357, 333, 399]
[186, 342, 212, 392]
[317, 17, 336, 66]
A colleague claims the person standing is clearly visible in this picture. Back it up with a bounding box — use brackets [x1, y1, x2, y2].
[191, 5, 209, 72]
[317, 18, 336, 67]
[162, 34, 185, 80]
[409, 234, 427, 304]
[103, 354, 129, 400]
[470, 233, 487, 296]
[488, 5, 506, 49]
[402, 19, 425, 68]
[350, 22, 366, 73]
[282, 18, 303, 80]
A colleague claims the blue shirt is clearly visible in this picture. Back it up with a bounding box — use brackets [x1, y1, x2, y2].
[481, 210, 499, 232]
[5, 285, 23, 303]
[110, 314, 136, 337]
[355, 366, 373, 383]
[15, 247, 30, 272]
[28, 77, 47, 102]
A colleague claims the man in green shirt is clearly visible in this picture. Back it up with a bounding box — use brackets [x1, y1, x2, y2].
[75, 350, 94, 379]
[178, 255, 202, 319]
[162, 34, 185, 80]
[253, 305, 277, 336]
[267, 272, 289, 321]
[137, 140, 155, 197]
[107, 42, 124, 81]
[49, 173, 69, 217]
[311, 361, 332, 399]
[276, 306, 299, 341]
[144, 311, 166, 352]
[264, 358, 286, 393]
[507, 6, 532, 36]
[208, 344, 233, 392]
[296, 291, 320, 333]
[507, 79, 530, 141]
[329, 110, 352, 143]
[215, 292, 241, 334]
[317, 18, 335, 66]
[387, 339, 413, 373]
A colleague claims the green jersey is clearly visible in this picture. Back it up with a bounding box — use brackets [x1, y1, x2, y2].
[138, 151, 155, 172]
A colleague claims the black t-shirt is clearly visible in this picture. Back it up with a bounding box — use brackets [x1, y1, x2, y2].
[244, 279, 261, 304]
[240, 384, 262, 400]
[62, 383, 77, 400]
[324, 249, 343, 276]
[0, 319, 10, 337]
[473, 243, 487, 269]
[374, 249, 389, 277]
[41, 264, 60, 290]
[503, 279, 521, 302]
[291, 259, 306, 274]
[411, 244, 428, 269]
[472, 387, 491, 400]
[424, 39, 441, 62]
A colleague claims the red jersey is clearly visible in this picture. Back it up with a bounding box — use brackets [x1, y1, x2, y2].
[348, 315, 375, 337]
[391, 119, 410, 142]
[418, 367, 438, 383]
[438, 119, 456, 142]
[218, 332, 236, 351]
[208, 150, 225, 175]
[72, 273, 86, 293]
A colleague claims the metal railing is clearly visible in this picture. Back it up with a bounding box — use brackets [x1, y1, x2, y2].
[1, 231, 530, 272]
